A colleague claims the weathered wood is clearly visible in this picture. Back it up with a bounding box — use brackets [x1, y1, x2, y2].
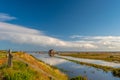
[7, 49, 13, 67]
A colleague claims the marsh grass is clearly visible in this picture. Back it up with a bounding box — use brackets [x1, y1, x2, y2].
[70, 76, 87, 80]
[112, 68, 120, 77]
[57, 56, 120, 78]
[60, 52, 120, 63]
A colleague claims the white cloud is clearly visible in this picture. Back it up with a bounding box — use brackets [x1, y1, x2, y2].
[0, 22, 97, 50]
[0, 13, 16, 21]
[70, 35, 120, 50]
[0, 22, 65, 46]
[0, 22, 42, 34]
[1, 22, 120, 51]
[70, 35, 83, 39]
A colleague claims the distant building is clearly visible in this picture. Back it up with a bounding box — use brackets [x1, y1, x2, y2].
[48, 49, 55, 57]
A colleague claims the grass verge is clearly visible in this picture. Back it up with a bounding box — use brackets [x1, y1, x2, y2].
[0, 50, 68, 80]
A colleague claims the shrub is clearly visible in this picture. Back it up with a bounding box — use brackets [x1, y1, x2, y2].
[109, 56, 114, 58]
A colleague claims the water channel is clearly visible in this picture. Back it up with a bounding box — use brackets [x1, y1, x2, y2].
[30, 53, 120, 80]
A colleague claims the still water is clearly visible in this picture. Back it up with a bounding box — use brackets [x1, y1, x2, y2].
[30, 53, 120, 80]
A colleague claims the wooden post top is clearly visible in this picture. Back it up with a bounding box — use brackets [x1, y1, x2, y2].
[8, 49, 12, 53]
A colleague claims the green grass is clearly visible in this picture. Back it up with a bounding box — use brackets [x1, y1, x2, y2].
[0, 50, 88, 80]
[0, 50, 68, 80]
[15, 52, 68, 80]
[0, 50, 7, 58]
[1, 60, 50, 80]
[70, 76, 87, 80]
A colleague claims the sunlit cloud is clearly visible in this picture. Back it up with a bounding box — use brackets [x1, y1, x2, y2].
[1, 21, 120, 51]
[0, 13, 16, 21]
[0, 22, 97, 51]
[70, 35, 120, 50]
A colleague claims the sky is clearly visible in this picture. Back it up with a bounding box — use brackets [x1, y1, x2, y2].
[0, 0, 120, 51]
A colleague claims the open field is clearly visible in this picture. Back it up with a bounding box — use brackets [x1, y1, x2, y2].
[60, 52, 120, 63]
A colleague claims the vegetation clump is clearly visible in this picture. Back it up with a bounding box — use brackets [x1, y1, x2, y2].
[112, 69, 120, 77]
[70, 76, 87, 80]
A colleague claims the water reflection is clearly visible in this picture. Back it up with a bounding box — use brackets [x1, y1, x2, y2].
[30, 53, 120, 80]
[57, 55, 120, 68]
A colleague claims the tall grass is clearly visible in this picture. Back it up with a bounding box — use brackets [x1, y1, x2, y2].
[0, 51, 68, 80]
[15, 52, 68, 80]
[1, 60, 50, 80]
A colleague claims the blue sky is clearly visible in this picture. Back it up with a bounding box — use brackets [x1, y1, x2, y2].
[0, 0, 120, 51]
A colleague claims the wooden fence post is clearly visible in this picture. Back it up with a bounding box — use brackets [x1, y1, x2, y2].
[7, 49, 13, 67]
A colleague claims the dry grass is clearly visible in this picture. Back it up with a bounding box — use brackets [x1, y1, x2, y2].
[0, 50, 7, 65]
[14, 52, 68, 80]
[60, 52, 120, 63]
[0, 50, 68, 80]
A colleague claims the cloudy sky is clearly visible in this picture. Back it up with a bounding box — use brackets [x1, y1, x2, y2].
[0, 0, 120, 51]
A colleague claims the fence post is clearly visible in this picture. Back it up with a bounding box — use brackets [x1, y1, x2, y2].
[7, 49, 13, 67]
